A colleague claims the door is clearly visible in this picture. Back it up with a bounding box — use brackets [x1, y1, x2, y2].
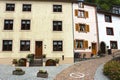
[92, 43, 97, 55]
[35, 41, 42, 59]
[100, 42, 106, 54]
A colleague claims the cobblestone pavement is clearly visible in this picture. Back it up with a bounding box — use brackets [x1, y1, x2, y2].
[54, 55, 112, 80]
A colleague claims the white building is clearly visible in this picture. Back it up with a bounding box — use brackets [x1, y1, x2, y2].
[73, 2, 98, 58]
[97, 10, 120, 53]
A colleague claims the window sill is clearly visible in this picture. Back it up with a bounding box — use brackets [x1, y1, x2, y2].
[75, 48, 86, 50]
[52, 12, 63, 14]
[20, 30, 31, 32]
[52, 51, 64, 53]
[19, 51, 31, 53]
[2, 30, 14, 32]
[2, 51, 13, 53]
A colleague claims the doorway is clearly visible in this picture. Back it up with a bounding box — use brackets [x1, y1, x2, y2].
[92, 43, 97, 55]
[35, 41, 42, 59]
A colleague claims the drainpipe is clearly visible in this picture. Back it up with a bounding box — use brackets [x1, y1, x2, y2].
[95, 7, 100, 54]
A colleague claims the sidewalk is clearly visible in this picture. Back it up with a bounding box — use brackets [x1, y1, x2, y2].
[54, 55, 112, 80]
[94, 64, 110, 80]
[0, 64, 71, 80]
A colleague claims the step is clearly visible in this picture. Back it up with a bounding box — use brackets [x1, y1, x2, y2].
[30, 59, 43, 66]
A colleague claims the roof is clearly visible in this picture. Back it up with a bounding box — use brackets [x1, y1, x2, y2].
[0, 0, 77, 2]
[97, 10, 120, 17]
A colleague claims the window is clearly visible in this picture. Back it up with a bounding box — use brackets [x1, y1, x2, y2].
[110, 41, 118, 49]
[2, 40, 12, 51]
[112, 7, 120, 14]
[75, 10, 88, 18]
[106, 27, 114, 35]
[78, 2, 84, 8]
[22, 4, 31, 11]
[4, 19, 13, 30]
[75, 23, 89, 32]
[6, 3, 15, 11]
[53, 21, 62, 31]
[53, 5, 62, 12]
[105, 15, 112, 22]
[20, 40, 30, 51]
[21, 20, 30, 30]
[74, 40, 88, 49]
[53, 41, 63, 51]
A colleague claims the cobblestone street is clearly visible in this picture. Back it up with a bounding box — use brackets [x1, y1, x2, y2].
[54, 55, 112, 80]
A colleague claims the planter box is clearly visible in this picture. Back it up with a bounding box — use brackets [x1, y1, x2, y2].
[37, 72, 48, 78]
[12, 71, 25, 75]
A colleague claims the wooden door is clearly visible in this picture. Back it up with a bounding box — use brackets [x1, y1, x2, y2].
[35, 41, 42, 59]
[92, 43, 97, 55]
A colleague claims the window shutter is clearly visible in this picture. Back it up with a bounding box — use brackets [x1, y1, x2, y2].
[75, 9, 78, 16]
[86, 24, 89, 32]
[74, 40, 76, 48]
[75, 24, 79, 31]
[84, 40, 88, 48]
[85, 11, 88, 18]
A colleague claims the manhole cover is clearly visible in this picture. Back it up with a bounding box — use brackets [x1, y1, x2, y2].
[70, 72, 85, 78]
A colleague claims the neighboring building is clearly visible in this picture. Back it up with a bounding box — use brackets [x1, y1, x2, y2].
[73, 2, 98, 58]
[97, 10, 120, 54]
[111, 5, 120, 14]
[0, 0, 75, 64]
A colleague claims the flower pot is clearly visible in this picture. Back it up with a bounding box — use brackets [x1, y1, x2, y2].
[37, 72, 48, 78]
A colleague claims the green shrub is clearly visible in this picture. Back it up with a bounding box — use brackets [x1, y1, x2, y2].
[26, 54, 34, 63]
[18, 58, 27, 66]
[103, 60, 120, 80]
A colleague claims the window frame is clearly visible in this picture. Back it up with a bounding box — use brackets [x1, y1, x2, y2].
[2, 40, 12, 51]
[20, 40, 30, 51]
[4, 19, 13, 30]
[105, 15, 112, 22]
[106, 27, 114, 35]
[6, 3, 15, 11]
[53, 40, 63, 51]
[21, 20, 31, 30]
[110, 41, 118, 49]
[53, 21, 62, 31]
[22, 4, 31, 12]
[53, 5, 62, 12]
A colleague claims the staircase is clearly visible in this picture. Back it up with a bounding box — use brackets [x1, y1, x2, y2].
[30, 59, 43, 66]
[112, 49, 120, 57]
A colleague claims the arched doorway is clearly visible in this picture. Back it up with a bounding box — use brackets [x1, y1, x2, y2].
[100, 41, 106, 54]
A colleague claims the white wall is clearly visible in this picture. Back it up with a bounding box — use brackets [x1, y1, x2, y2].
[73, 3, 98, 53]
[97, 13, 120, 49]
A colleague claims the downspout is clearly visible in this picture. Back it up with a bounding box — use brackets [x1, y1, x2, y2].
[71, 2, 75, 63]
[95, 7, 100, 54]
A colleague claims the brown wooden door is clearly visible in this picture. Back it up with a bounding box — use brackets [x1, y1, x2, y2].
[35, 41, 42, 59]
[92, 43, 97, 55]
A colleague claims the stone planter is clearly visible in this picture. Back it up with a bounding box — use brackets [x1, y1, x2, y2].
[12, 70, 25, 75]
[37, 72, 48, 78]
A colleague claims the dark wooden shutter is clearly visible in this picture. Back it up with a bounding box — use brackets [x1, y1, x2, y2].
[75, 9, 78, 16]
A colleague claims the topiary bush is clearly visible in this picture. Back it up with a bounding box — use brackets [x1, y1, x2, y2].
[103, 60, 120, 80]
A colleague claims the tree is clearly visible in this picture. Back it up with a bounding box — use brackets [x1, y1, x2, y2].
[85, 0, 120, 11]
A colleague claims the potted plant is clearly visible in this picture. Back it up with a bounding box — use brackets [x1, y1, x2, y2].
[37, 70, 48, 78]
[12, 59, 18, 66]
[18, 58, 27, 66]
[12, 68, 25, 75]
[26, 54, 34, 66]
[83, 53, 86, 60]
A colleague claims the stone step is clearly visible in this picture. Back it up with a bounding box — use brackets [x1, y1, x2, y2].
[30, 59, 43, 66]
